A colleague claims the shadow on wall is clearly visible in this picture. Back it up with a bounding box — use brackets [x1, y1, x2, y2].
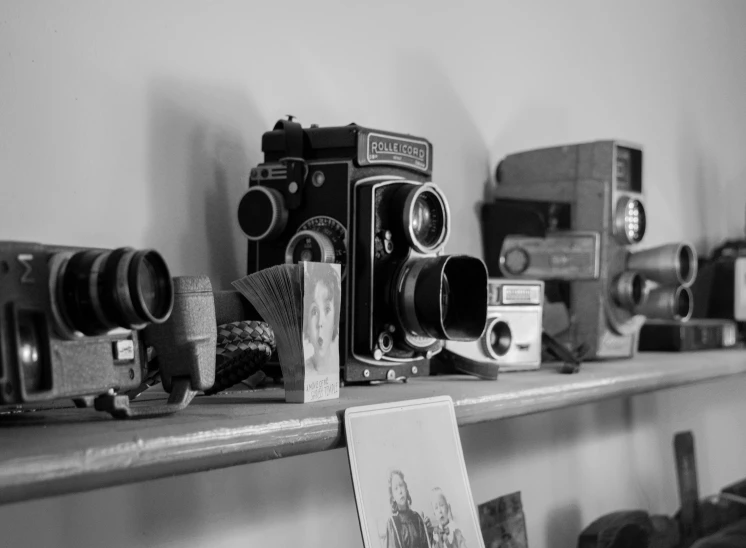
[674, 115, 720, 255]
[146, 78, 266, 289]
[392, 54, 490, 259]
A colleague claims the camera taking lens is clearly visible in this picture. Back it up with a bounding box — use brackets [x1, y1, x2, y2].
[54, 248, 174, 337]
[396, 255, 487, 342]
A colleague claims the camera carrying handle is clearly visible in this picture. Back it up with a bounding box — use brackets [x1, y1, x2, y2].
[93, 376, 197, 419]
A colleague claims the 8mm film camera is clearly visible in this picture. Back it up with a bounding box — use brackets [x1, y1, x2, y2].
[237, 118, 488, 382]
[0, 241, 178, 416]
[482, 141, 697, 360]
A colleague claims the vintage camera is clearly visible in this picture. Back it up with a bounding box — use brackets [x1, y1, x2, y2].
[482, 141, 697, 359]
[0, 241, 175, 414]
[440, 279, 544, 379]
[237, 118, 487, 383]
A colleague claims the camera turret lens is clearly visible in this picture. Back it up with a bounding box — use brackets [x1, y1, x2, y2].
[238, 186, 288, 241]
[55, 247, 174, 337]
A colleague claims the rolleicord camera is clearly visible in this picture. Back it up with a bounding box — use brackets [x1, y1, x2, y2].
[0, 241, 182, 417]
[237, 117, 488, 382]
[438, 279, 544, 379]
[482, 141, 697, 359]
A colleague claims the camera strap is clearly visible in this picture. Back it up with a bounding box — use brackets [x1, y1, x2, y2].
[273, 117, 307, 210]
[541, 331, 586, 374]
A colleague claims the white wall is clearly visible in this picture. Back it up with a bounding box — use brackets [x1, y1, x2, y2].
[2, 1, 746, 546]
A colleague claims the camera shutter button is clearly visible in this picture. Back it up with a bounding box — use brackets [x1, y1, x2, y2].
[237, 186, 288, 242]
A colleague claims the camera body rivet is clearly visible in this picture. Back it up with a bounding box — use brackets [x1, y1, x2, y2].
[386, 369, 396, 381]
[363, 369, 370, 378]
[411, 366, 418, 374]
[288, 182, 298, 194]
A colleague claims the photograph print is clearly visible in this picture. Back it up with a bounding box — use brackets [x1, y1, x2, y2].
[301, 261, 341, 401]
[345, 396, 484, 548]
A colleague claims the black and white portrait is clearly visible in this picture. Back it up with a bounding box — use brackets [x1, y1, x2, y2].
[302, 261, 341, 376]
[345, 397, 484, 548]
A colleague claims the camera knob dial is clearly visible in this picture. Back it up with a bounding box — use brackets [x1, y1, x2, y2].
[237, 186, 288, 241]
[285, 230, 336, 265]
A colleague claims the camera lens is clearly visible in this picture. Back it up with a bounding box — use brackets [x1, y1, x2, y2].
[57, 247, 174, 337]
[396, 255, 487, 341]
[401, 184, 449, 253]
[238, 186, 288, 241]
[484, 319, 512, 360]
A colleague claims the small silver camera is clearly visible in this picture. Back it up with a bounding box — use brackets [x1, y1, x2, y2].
[443, 279, 544, 377]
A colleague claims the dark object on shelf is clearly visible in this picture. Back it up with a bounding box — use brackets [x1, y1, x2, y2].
[479, 491, 529, 548]
[0, 241, 182, 418]
[577, 510, 679, 548]
[483, 141, 697, 361]
[237, 117, 488, 384]
[438, 279, 544, 379]
[691, 239, 746, 340]
[578, 431, 746, 548]
[639, 319, 738, 352]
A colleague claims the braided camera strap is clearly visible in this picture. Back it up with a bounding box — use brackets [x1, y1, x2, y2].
[206, 321, 276, 395]
[130, 320, 276, 400]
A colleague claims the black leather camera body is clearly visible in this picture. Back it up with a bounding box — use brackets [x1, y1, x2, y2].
[0, 241, 174, 410]
[237, 118, 487, 383]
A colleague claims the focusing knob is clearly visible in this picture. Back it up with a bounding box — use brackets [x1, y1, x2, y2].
[237, 186, 288, 241]
[285, 230, 335, 264]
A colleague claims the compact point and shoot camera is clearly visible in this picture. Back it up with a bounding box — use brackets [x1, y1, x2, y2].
[0, 241, 174, 413]
[439, 279, 544, 378]
[237, 117, 488, 382]
[482, 141, 697, 359]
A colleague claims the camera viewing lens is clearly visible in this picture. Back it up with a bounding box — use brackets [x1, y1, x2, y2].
[396, 255, 487, 341]
[58, 247, 174, 336]
[401, 184, 448, 253]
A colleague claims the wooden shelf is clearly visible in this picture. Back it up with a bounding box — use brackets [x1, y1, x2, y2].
[1, 350, 745, 505]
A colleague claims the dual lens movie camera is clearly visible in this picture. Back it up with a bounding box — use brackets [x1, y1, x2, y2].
[237, 118, 488, 382]
[436, 279, 544, 379]
[0, 242, 214, 418]
[482, 141, 697, 359]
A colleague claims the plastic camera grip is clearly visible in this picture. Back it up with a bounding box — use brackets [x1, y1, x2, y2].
[142, 276, 217, 392]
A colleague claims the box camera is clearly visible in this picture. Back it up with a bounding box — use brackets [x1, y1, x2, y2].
[0, 241, 175, 414]
[692, 239, 746, 340]
[482, 141, 697, 359]
[440, 279, 544, 379]
[237, 117, 488, 383]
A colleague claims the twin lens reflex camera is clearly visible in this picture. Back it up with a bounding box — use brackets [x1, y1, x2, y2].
[237, 118, 488, 382]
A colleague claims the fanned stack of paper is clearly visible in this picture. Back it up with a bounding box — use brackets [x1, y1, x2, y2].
[232, 262, 341, 403]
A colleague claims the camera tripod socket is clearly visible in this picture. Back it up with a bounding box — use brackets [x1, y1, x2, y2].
[237, 186, 288, 241]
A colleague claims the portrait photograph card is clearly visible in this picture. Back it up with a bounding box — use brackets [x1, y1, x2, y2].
[233, 261, 341, 403]
[345, 396, 485, 548]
